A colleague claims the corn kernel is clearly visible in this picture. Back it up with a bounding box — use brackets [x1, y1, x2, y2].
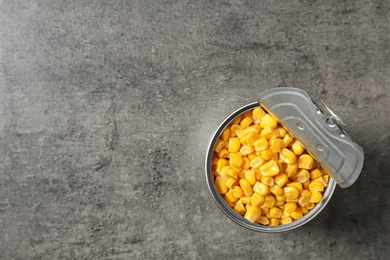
[251, 193, 265, 206]
[219, 165, 230, 179]
[215, 176, 228, 194]
[242, 110, 253, 119]
[295, 169, 310, 183]
[290, 207, 303, 220]
[276, 194, 285, 202]
[239, 134, 248, 145]
[240, 145, 254, 156]
[282, 133, 294, 147]
[276, 126, 287, 138]
[234, 202, 246, 215]
[261, 114, 278, 129]
[287, 181, 303, 193]
[260, 207, 269, 215]
[224, 196, 235, 207]
[211, 156, 218, 170]
[274, 173, 288, 188]
[298, 154, 314, 170]
[253, 138, 268, 151]
[309, 181, 324, 192]
[230, 153, 243, 168]
[214, 139, 225, 153]
[246, 125, 261, 133]
[268, 218, 279, 226]
[310, 191, 323, 203]
[244, 169, 256, 185]
[313, 176, 329, 187]
[236, 129, 246, 138]
[246, 132, 260, 146]
[269, 207, 282, 218]
[250, 157, 264, 168]
[284, 186, 300, 200]
[240, 196, 251, 204]
[275, 199, 285, 207]
[300, 205, 309, 215]
[286, 163, 298, 178]
[261, 149, 273, 161]
[303, 179, 311, 189]
[218, 147, 229, 159]
[284, 202, 297, 214]
[298, 190, 311, 207]
[310, 168, 323, 179]
[253, 107, 266, 119]
[270, 184, 283, 196]
[240, 116, 253, 128]
[257, 216, 269, 225]
[306, 203, 315, 210]
[216, 159, 228, 173]
[279, 148, 297, 165]
[242, 157, 251, 170]
[248, 152, 257, 161]
[281, 217, 293, 224]
[225, 177, 236, 189]
[239, 178, 253, 196]
[261, 176, 274, 186]
[244, 205, 261, 223]
[225, 190, 238, 203]
[262, 194, 276, 208]
[269, 138, 285, 149]
[221, 128, 231, 141]
[227, 168, 238, 179]
[228, 138, 241, 153]
[260, 127, 278, 140]
[231, 186, 244, 198]
[292, 141, 304, 155]
[253, 182, 269, 196]
[231, 114, 242, 125]
[253, 168, 262, 181]
[259, 160, 280, 177]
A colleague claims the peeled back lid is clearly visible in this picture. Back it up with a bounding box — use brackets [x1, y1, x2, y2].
[257, 87, 364, 188]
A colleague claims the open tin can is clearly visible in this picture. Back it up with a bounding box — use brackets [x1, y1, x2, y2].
[205, 88, 364, 232]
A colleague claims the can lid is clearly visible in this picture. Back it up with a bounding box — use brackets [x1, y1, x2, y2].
[257, 87, 364, 188]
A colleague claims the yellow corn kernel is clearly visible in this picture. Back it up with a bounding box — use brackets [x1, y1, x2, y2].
[216, 159, 228, 173]
[240, 116, 253, 128]
[228, 138, 241, 153]
[260, 149, 272, 161]
[290, 207, 303, 220]
[230, 186, 242, 199]
[217, 147, 229, 159]
[246, 132, 260, 146]
[269, 207, 282, 218]
[292, 141, 304, 155]
[253, 182, 269, 196]
[298, 190, 311, 207]
[227, 168, 238, 179]
[286, 163, 298, 178]
[313, 176, 329, 187]
[300, 205, 309, 215]
[309, 181, 324, 192]
[274, 173, 288, 188]
[238, 170, 245, 179]
[253, 107, 266, 120]
[240, 196, 251, 204]
[220, 165, 231, 180]
[259, 160, 280, 177]
[225, 177, 236, 189]
[281, 217, 293, 225]
[260, 127, 278, 140]
[242, 110, 253, 119]
[295, 169, 310, 183]
[234, 202, 246, 215]
[276, 126, 287, 138]
[224, 196, 235, 207]
[242, 157, 251, 170]
[298, 154, 314, 170]
[230, 124, 242, 136]
[284, 186, 300, 200]
[256, 216, 269, 225]
[221, 128, 231, 141]
[240, 145, 254, 156]
[244, 169, 256, 185]
[253, 137, 268, 151]
[250, 193, 265, 206]
[303, 179, 311, 190]
[282, 133, 294, 147]
[246, 125, 261, 133]
[310, 168, 323, 179]
[244, 205, 261, 223]
[260, 114, 278, 129]
[230, 153, 243, 169]
[310, 191, 323, 203]
[214, 139, 225, 153]
[287, 181, 303, 193]
[262, 194, 276, 208]
[279, 148, 297, 165]
[270, 184, 283, 196]
[260, 207, 270, 215]
[305, 203, 315, 210]
[276, 194, 285, 202]
[268, 218, 279, 226]
[261, 176, 274, 186]
[253, 168, 262, 181]
[231, 114, 242, 125]
[250, 157, 264, 169]
[284, 202, 297, 214]
[236, 129, 246, 138]
[275, 199, 285, 207]
[215, 176, 228, 194]
[211, 156, 219, 170]
[269, 138, 285, 149]
[271, 151, 279, 161]
[248, 152, 257, 161]
[239, 179, 253, 196]
[225, 190, 238, 203]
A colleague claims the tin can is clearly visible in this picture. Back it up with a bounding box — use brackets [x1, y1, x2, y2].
[205, 88, 364, 232]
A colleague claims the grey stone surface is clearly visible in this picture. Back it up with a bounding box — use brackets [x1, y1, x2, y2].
[0, 0, 389, 259]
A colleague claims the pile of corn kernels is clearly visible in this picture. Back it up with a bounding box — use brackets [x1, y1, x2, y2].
[212, 107, 329, 226]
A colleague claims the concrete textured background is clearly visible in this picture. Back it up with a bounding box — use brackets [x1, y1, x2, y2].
[1, 0, 389, 259]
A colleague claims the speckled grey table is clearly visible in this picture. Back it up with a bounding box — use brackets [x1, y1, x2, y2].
[1, 1, 389, 259]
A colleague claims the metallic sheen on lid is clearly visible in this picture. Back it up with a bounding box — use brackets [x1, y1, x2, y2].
[257, 87, 364, 188]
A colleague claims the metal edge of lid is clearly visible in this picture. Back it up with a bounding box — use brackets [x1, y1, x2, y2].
[257, 87, 364, 188]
